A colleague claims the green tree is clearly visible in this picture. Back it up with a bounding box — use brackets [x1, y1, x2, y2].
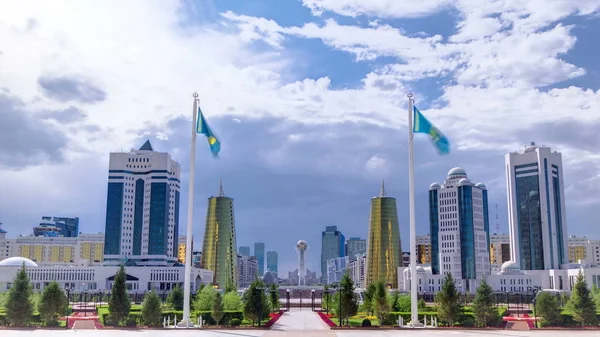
[335, 272, 358, 326]
[4, 264, 34, 326]
[141, 291, 162, 327]
[435, 273, 462, 326]
[166, 285, 184, 310]
[566, 271, 597, 326]
[536, 292, 561, 326]
[362, 282, 376, 315]
[389, 291, 401, 312]
[212, 292, 224, 325]
[223, 291, 243, 311]
[194, 286, 217, 311]
[269, 283, 280, 313]
[397, 294, 411, 312]
[38, 281, 68, 326]
[108, 265, 131, 326]
[472, 279, 497, 327]
[243, 279, 269, 326]
[373, 280, 390, 324]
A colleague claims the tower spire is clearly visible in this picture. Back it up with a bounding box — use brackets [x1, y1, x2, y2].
[380, 179, 386, 197]
[218, 178, 224, 197]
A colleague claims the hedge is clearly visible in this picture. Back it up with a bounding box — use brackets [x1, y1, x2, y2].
[100, 310, 245, 327]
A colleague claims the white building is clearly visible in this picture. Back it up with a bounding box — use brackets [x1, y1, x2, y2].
[327, 256, 349, 284]
[1, 233, 105, 266]
[104, 140, 181, 266]
[399, 261, 600, 295]
[505, 142, 568, 270]
[568, 236, 600, 266]
[490, 233, 511, 270]
[348, 254, 366, 289]
[237, 255, 258, 288]
[0, 224, 8, 261]
[429, 167, 491, 287]
[0, 257, 213, 293]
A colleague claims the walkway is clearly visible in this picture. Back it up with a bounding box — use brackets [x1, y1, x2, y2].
[265, 310, 334, 337]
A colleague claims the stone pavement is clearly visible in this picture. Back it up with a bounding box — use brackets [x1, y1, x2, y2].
[264, 310, 334, 337]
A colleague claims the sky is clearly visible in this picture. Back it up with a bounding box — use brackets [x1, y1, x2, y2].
[1, 0, 599, 277]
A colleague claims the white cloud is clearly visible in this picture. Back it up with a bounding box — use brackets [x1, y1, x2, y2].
[365, 155, 387, 173]
[301, 0, 452, 18]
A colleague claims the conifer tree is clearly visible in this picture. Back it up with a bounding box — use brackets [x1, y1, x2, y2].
[39, 281, 68, 326]
[472, 279, 497, 327]
[435, 273, 462, 326]
[269, 283, 279, 313]
[4, 263, 34, 326]
[536, 292, 561, 326]
[567, 271, 597, 326]
[141, 291, 162, 327]
[212, 292, 224, 325]
[373, 280, 390, 324]
[166, 284, 184, 310]
[108, 265, 131, 326]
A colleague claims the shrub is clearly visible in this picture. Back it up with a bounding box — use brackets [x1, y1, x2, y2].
[361, 319, 372, 327]
[230, 318, 241, 326]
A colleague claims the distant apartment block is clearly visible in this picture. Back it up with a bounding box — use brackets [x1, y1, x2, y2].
[345, 237, 366, 257]
[568, 236, 600, 266]
[490, 233, 511, 270]
[416, 234, 431, 264]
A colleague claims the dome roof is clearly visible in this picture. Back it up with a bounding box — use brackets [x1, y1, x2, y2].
[457, 178, 472, 186]
[0, 257, 38, 267]
[475, 182, 487, 189]
[416, 266, 426, 273]
[501, 261, 520, 271]
[430, 182, 441, 190]
[447, 167, 467, 179]
[262, 271, 276, 285]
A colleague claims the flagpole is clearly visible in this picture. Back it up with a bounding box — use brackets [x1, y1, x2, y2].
[407, 92, 420, 327]
[181, 92, 198, 327]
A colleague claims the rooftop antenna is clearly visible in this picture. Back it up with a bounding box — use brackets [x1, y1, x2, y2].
[379, 179, 386, 197]
[495, 203, 500, 234]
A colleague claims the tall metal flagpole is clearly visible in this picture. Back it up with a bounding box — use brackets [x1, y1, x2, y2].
[407, 93, 420, 326]
[181, 92, 199, 327]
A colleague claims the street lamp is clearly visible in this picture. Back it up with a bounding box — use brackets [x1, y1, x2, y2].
[286, 289, 290, 311]
[311, 289, 315, 312]
[65, 288, 71, 330]
[528, 286, 539, 329]
[323, 288, 330, 314]
[332, 283, 342, 327]
[255, 286, 265, 327]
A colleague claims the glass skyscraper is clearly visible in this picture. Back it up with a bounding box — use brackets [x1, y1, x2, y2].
[201, 181, 238, 289]
[506, 143, 567, 270]
[429, 168, 490, 282]
[266, 250, 278, 277]
[321, 225, 345, 282]
[254, 242, 265, 276]
[366, 181, 401, 287]
[346, 237, 366, 257]
[103, 140, 180, 266]
[238, 246, 250, 256]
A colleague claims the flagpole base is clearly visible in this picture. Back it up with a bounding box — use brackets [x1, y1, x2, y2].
[175, 319, 196, 328]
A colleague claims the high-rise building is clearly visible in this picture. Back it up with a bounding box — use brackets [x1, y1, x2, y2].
[239, 246, 251, 257]
[103, 140, 181, 266]
[321, 226, 345, 282]
[254, 242, 265, 276]
[348, 254, 367, 288]
[201, 181, 238, 288]
[266, 250, 278, 277]
[34, 216, 79, 237]
[177, 236, 192, 264]
[568, 236, 600, 265]
[0, 223, 8, 261]
[490, 233, 511, 269]
[429, 167, 491, 282]
[327, 256, 349, 284]
[346, 237, 366, 257]
[366, 181, 402, 287]
[237, 255, 258, 288]
[416, 234, 432, 264]
[506, 142, 568, 270]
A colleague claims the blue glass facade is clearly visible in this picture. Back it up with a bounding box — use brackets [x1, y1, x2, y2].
[133, 179, 144, 255]
[104, 182, 123, 255]
[428, 189, 440, 275]
[515, 163, 544, 270]
[321, 226, 345, 281]
[173, 190, 180, 258]
[458, 186, 475, 280]
[482, 189, 490, 249]
[552, 165, 565, 265]
[149, 182, 169, 255]
[254, 242, 265, 276]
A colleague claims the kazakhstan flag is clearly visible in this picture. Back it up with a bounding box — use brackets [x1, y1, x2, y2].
[413, 106, 450, 155]
[196, 107, 221, 158]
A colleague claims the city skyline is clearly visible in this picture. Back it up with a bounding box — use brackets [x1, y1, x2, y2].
[2, 1, 600, 275]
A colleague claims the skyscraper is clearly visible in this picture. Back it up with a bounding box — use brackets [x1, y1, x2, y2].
[254, 242, 265, 276]
[321, 226, 345, 282]
[429, 167, 491, 282]
[201, 181, 238, 289]
[366, 181, 402, 287]
[346, 237, 366, 257]
[103, 140, 180, 265]
[506, 142, 568, 270]
[490, 233, 511, 269]
[35, 216, 79, 237]
[239, 246, 250, 256]
[266, 250, 278, 277]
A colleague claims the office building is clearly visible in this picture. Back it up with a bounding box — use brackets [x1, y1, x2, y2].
[321, 226, 345, 282]
[506, 142, 568, 270]
[366, 181, 402, 287]
[286, 269, 318, 286]
[416, 234, 432, 264]
[346, 237, 366, 257]
[490, 233, 511, 270]
[103, 140, 181, 266]
[568, 236, 600, 266]
[237, 255, 258, 288]
[266, 250, 278, 277]
[34, 216, 79, 237]
[1, 233, 104, 265]
[327, 256, 349, 284]
[254, 242, 265, 275]
[348, 254, 367, 289]
[177, 236, 192, 264]
[429, 167, 491, 285]
[239, 246, 251, 257]
[201, 181, 238, 289]
[0, 224, 8, 261]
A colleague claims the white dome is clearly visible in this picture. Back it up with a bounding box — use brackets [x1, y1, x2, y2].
[430, 182, 441, 190]
[416, 266, 425, 273]
[0, 256, 38, 267]
[447, 167, 467, 178]
[475, 182, 487, 189]
[501, 261, 520, 271]
[457, 178, 472, 186]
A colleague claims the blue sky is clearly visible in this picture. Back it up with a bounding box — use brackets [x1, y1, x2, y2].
[1, 0, 600, 276]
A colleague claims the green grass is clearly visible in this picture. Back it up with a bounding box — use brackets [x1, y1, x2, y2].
[331, 317, 381, 327]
